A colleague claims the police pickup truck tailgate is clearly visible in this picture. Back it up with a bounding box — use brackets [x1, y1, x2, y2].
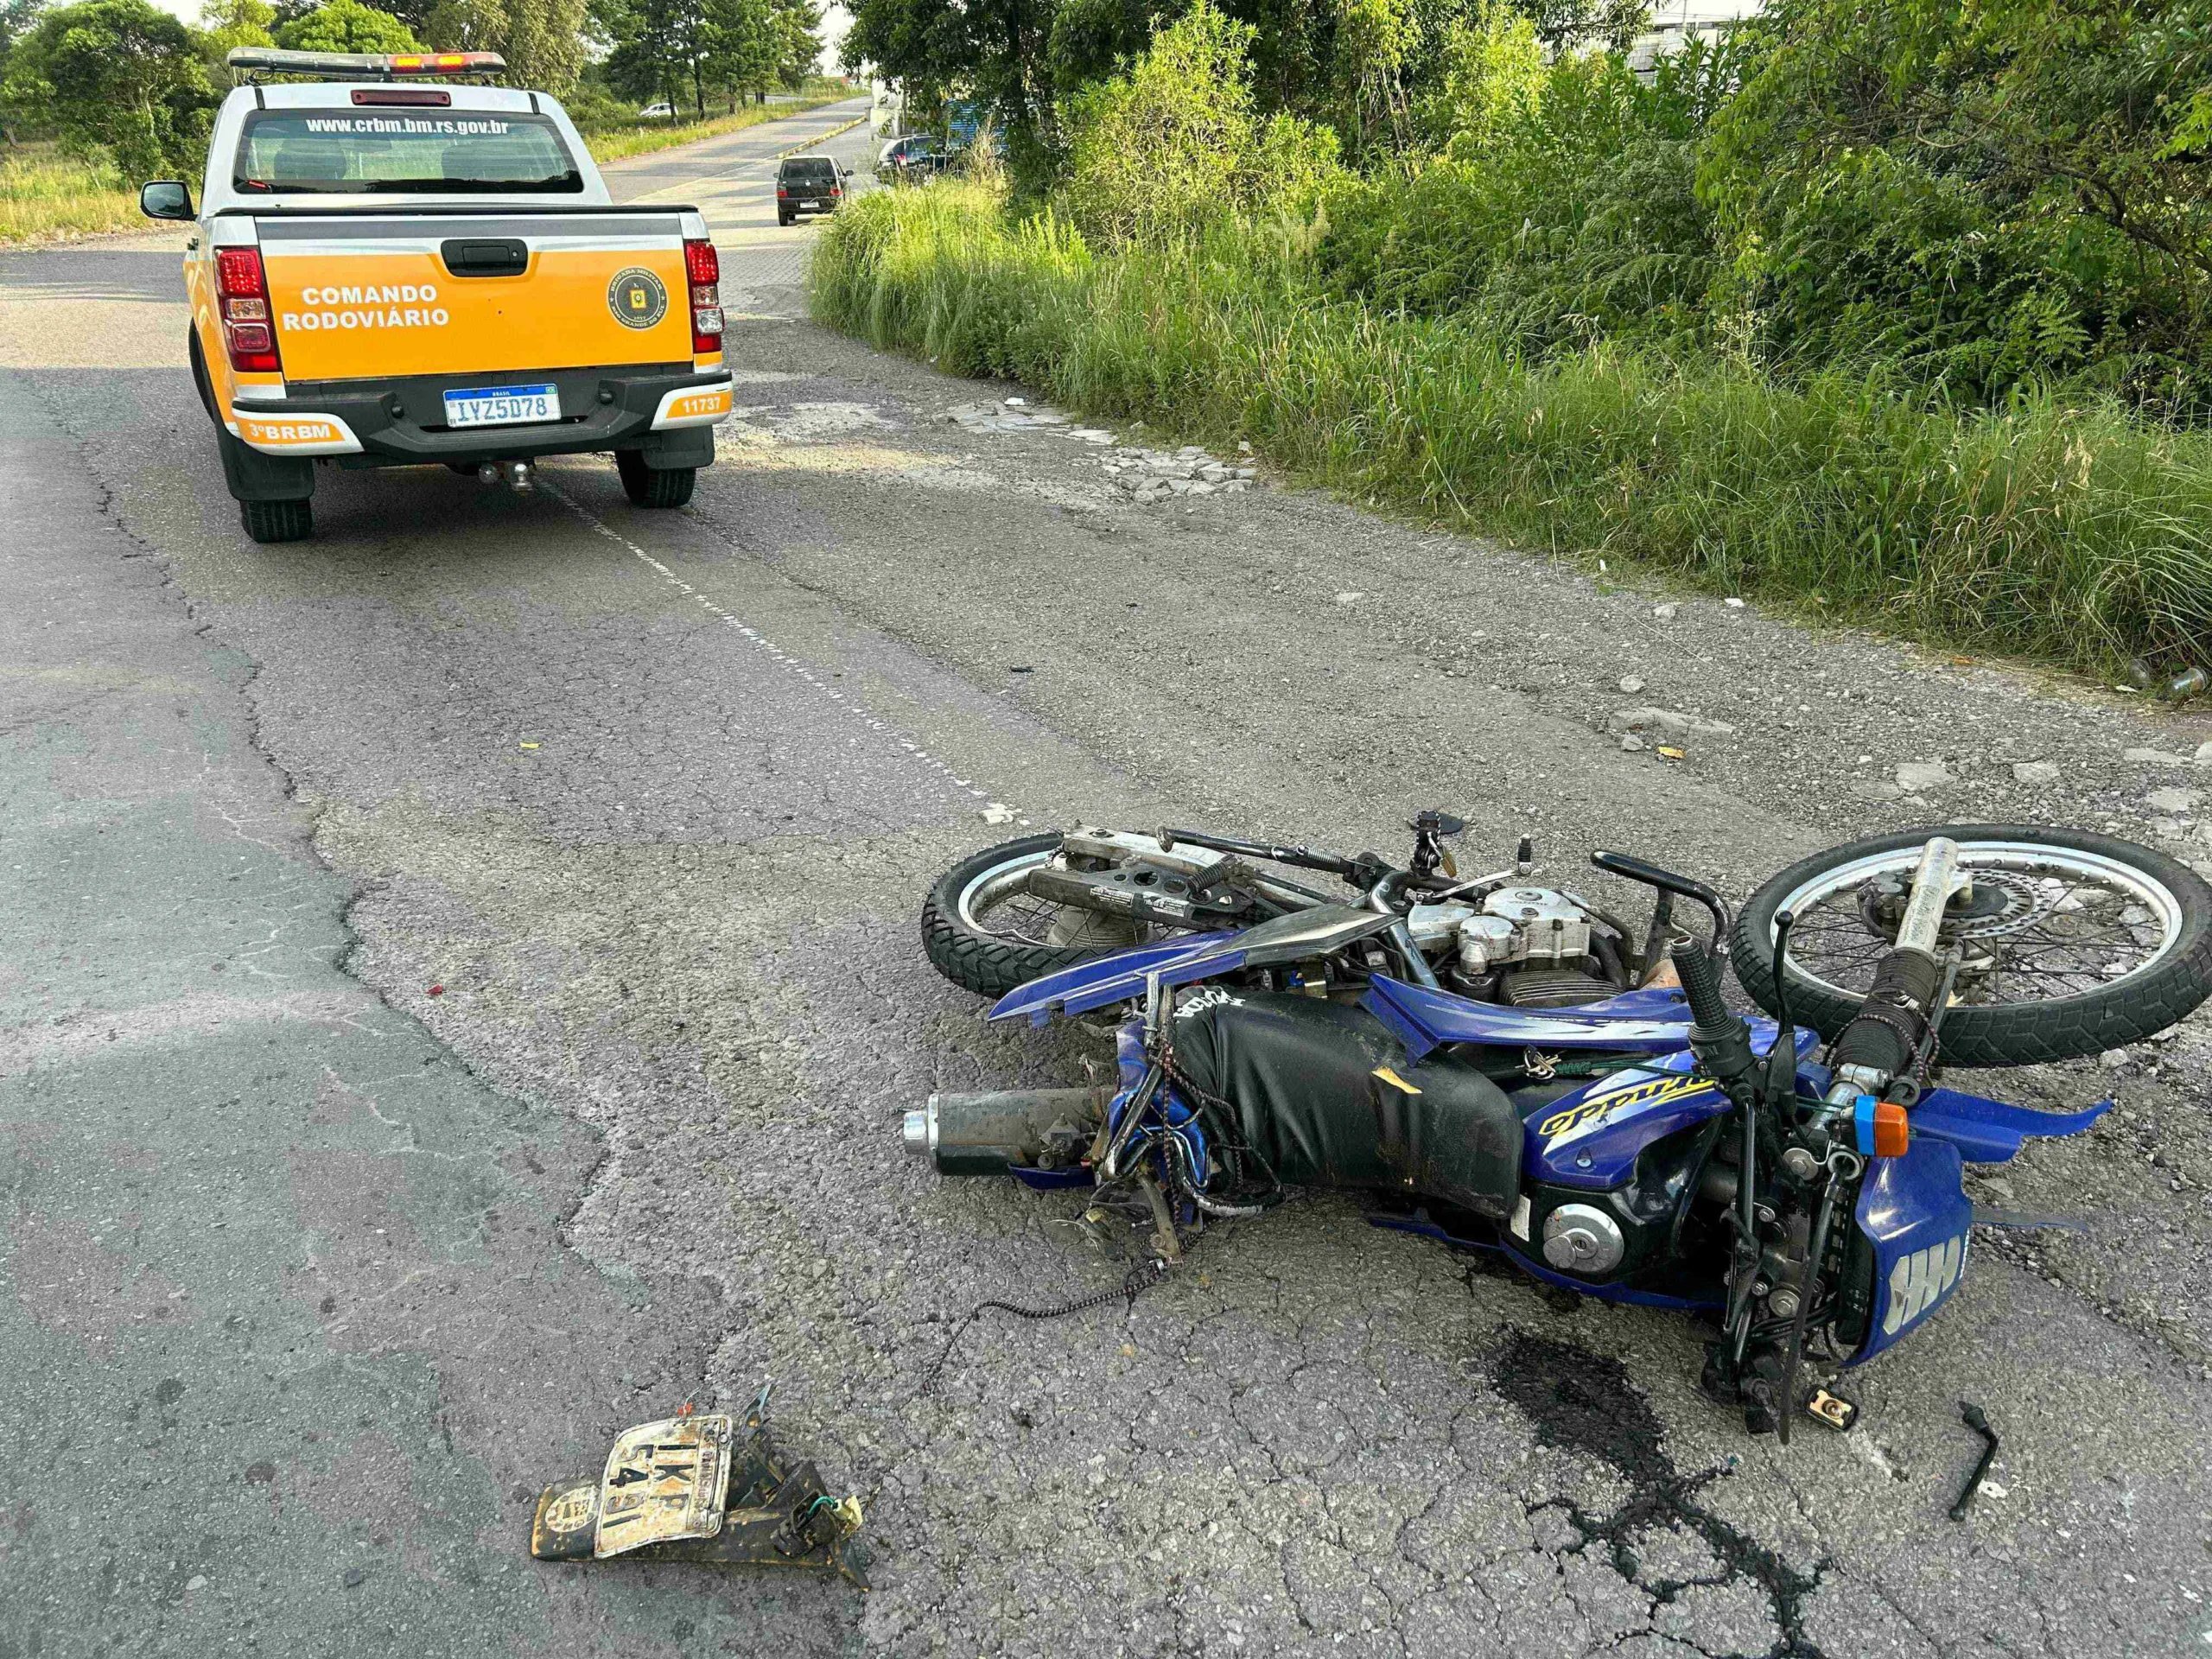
[258, 211, 694, 381]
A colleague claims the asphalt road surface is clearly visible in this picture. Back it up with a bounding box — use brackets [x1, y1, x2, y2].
[4, 94, 2211, 1658]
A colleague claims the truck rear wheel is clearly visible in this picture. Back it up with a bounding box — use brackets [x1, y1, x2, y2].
[240, 497, 314, 543]
[616, 449, 696, 508]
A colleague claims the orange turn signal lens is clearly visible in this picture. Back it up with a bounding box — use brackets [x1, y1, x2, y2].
[1853, 1095, 1910, 1158]
[1872, 1100, 1909, 1157]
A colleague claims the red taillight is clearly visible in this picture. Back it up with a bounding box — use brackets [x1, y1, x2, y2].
[353, 87, 451, 106]
[215, 248, 264, 298]
[776, 186, 789, 200]
[683, 237, 722, 355]
[213, 245, 280, 373]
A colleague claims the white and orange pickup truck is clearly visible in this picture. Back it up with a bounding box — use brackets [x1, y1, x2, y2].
[138, 48, 736, 543]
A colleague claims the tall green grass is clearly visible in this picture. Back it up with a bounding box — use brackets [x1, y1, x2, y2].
[813, 183, 2212, 675]
[0, 149, 138, 245]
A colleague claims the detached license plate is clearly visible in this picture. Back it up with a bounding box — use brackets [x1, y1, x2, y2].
[444, 384, 559, 429]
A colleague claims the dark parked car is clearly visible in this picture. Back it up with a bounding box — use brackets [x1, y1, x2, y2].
[776, 155, 848, 225]
[878, 136, 951, 187]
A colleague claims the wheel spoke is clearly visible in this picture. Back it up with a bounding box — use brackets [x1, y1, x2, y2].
[1770, 841, 2186, 1009]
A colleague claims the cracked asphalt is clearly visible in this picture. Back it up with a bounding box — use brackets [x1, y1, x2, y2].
[4, 97, 2212, 1657]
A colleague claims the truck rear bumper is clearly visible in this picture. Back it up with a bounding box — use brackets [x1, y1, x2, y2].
[225, 365, 734, 467]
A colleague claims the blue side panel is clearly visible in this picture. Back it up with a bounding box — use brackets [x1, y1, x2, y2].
[1525, 1055, 1728, 1189]
[987, 934, 1236, 1027]
[1909, 1088, 2112, 1165]
[1520, 1028, 1820, 1190]
[1846, 1137, 1973, 1365]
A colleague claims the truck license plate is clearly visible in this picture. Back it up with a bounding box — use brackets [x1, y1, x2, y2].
[444, 384, 560, 429]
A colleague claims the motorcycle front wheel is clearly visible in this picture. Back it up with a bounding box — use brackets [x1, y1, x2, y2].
[1732, 824, 2212, 1065]
[921, 834, 1146, 999]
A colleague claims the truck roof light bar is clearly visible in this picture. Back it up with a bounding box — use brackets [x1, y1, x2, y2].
[225, 48, 507, 84]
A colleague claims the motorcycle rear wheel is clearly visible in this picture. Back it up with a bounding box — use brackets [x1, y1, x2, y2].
[1732, 824, 2212, 1065]
[922, 835, 1146, 999]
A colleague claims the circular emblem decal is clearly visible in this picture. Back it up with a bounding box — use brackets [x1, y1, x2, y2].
[607, 267, 669, 329]
[543, 1485, 597, 1535]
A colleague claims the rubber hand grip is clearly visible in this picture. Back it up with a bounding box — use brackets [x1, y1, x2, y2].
[1670, 938, 1731, 1032]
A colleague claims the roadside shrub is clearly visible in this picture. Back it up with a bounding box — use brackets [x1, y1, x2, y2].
[1319, 41, 1719, 354]
[1061, 0, 1342, 248]
[813, 185, 2212, 674]
[1702, 0, 2212, 413]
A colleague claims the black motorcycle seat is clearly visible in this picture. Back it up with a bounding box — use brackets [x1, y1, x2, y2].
[1167, 990, 1522, 1219]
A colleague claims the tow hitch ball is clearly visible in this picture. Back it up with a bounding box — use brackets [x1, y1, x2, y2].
[478, 460, 533, 493]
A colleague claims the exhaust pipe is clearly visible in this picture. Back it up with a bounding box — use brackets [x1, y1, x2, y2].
[902, 1086, 1109, 1176]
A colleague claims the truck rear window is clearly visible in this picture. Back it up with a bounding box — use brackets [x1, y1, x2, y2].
[234, 111, 583, 194]
[781, 161, 836, 184]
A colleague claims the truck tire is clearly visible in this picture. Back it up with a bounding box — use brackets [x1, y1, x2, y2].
[616, 449, 696, 507]
[240, 496, 314, 543]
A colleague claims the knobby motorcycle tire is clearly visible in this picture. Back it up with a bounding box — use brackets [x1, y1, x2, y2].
[1731, 823, 2212, 1067]
[922, 834, 1115, 1000]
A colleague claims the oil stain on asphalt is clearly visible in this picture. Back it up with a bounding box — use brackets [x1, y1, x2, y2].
[1488, 1328, 1829, 1659]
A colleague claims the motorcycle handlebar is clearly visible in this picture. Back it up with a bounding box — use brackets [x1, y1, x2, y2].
[1669, 937, 1733, 1033]
[1591, 850, 1734, 946]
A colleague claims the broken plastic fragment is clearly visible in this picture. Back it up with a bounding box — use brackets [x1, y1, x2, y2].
[528, 1402, 868, 1587]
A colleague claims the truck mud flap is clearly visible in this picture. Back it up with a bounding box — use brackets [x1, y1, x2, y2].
[218, 425, 315, 504]
[635, 426, 714, 469]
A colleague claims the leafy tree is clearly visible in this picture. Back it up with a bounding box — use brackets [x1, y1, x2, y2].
[0, 0, 48, 62]
[0, 0, 218, 173]
[1704, 0, 2212, 405]
[842, 0, 1056, 149]
[1064, 0, 1338, 243]
[701, 0, 779, 103]
[592, 0, 699, 111]
[200, 0, 275, 53]
[275, 0, 418, 49]
[486, 0, 588, 89]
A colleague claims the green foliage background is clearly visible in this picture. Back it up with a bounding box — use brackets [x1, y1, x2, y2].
[0, 0, 825, 180]
[849, 0, 2212, 422]
[817, 0, 2212, 670]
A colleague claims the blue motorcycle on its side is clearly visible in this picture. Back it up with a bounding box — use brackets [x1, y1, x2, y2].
[908, 816, 2212, 1433]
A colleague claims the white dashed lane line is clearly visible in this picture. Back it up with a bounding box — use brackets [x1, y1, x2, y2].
[545, 478, 1027, 825]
